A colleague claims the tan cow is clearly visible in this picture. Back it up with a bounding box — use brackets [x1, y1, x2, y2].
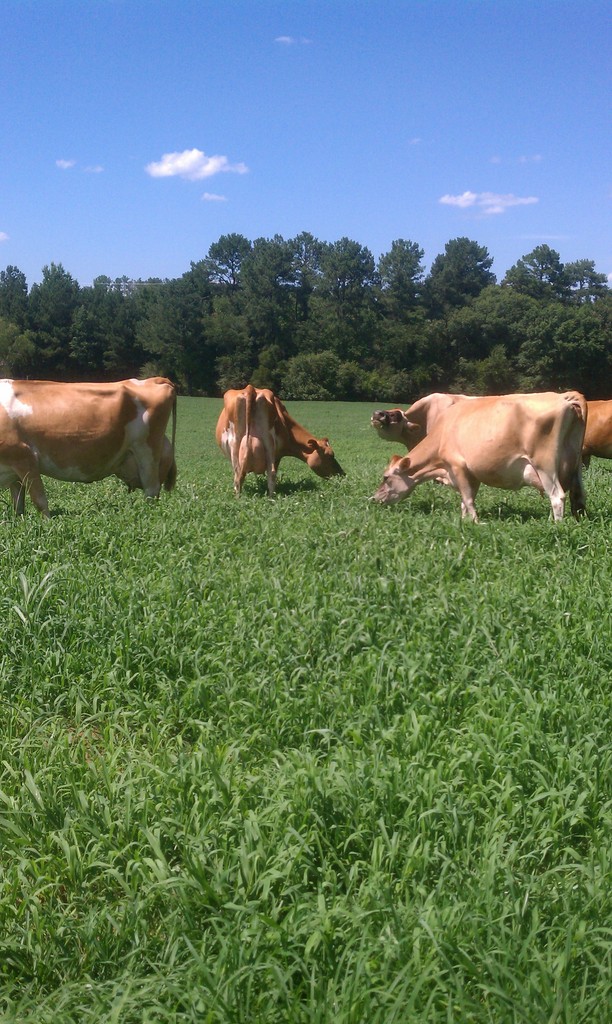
[371, 393, 471, 448]
[372, 391, 587, 521]
[1, 377, 177, 516]
[373, 393, 612, 474]
[216, 384, 344, 496]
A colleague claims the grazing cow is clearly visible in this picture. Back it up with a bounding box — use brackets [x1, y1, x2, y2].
[216, 384, 344, 496]
[1, 377, 177, 516]
[373, 393, 612, 474]
[582, 400, 612, 467]
[372, 391, 587, 522]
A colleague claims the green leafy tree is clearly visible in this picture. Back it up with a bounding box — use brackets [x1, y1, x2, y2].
[316, 237, 378, 362]
[28, 263, 81, 372]
[423, 237, 495, 317]
[377, 239, 425, 318]
[241, 236, 295, 355]
[207, 295, 252, 392]
[0, 318, 38, 376]
[452, 345, 518, 395]
[517, 300, 611, 394]
[203, 233, 252, 292]
[289, 231, 324, 323]
[135, 271, 214, 392]
[502, 245, 568, 302]
[69, 306, 106, 371]
[75, 276, 142, 375]
[443, 285, 539, 363]
[564, 259, 608, 304]
[251, 345, 286, 391]
[0, 266, 29, 328]
[280, 350, 342, 400]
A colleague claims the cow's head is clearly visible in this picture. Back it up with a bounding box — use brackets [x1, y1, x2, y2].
[305, 438, 345, 478]
[371, 408, 424, 447]
[371, 454, 416, 504]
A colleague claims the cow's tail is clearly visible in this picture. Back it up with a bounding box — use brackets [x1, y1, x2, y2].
[561, 391, 587, 517]
[236, 385, 255, 451]
[245, 384, 255, 443]
[164, 388, 178, 491]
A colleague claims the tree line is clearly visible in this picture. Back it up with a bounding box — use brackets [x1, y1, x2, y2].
[0, 234, 610, 401]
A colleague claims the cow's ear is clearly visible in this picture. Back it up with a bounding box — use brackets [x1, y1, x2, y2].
[405, 419, 421, 433]
[389, 454, 403, 468]
[305, 438, 318, 452]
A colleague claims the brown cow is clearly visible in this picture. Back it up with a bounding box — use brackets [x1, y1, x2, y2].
[0, 377, 177, 516]
[581, 400, 612, 467]
[216, 384, 344, 496]
[372, 391, 587, 521]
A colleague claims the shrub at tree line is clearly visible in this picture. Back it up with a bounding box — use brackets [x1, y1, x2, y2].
[0, 234, 609, 401]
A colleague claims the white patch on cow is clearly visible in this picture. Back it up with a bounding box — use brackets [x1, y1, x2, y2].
[130, 378, 147, 386]
[125, 399, 149, 444]
[0, 380, 33, 419]
[220, 423, 235, 459]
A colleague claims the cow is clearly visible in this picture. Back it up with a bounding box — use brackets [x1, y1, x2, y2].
[371, 391, 587, 522]
[371, 393, 471, 449]
[0, 377, 177, 517]
[216, 384, 344, 496]
[373, 393, 612, 475]
[581, 400, 612, 468]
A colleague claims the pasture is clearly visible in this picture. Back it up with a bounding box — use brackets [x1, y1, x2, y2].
[0, 397, 610, 1023]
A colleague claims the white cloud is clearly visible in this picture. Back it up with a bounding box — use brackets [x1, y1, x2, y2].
[409, 137, 422, 146]
[275, 35, 311, 45]
[439, 191, 539, 215]
[84, 165, 104, 174]
[202, 192, 227, 202]
[145, 149, 248, 181]
[518, 154, 543, 164]
[56, 159, 76, 170]
[0, 232, 8, 242]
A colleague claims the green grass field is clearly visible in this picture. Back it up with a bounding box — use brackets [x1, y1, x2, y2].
[0, 397, 610, 1023]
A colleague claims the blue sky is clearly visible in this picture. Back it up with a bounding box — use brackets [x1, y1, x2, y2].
[2, 0, 610, 288]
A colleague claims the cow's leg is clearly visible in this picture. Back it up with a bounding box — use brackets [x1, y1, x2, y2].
[10, 480, 26, 515]
[233, 462, 246, 497]
[263, 441, 277, 498]
[448, 466, 480, 522]
[9, 448, 50, 517]
[528, 462, 568, 521]
[266, 462, 278, 498]
[13, 472, 50, 517]
[538, 475, 566, 521]
[548, 485, 566, 522]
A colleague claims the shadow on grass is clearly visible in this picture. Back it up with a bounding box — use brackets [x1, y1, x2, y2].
[245, 476, 321, 497]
